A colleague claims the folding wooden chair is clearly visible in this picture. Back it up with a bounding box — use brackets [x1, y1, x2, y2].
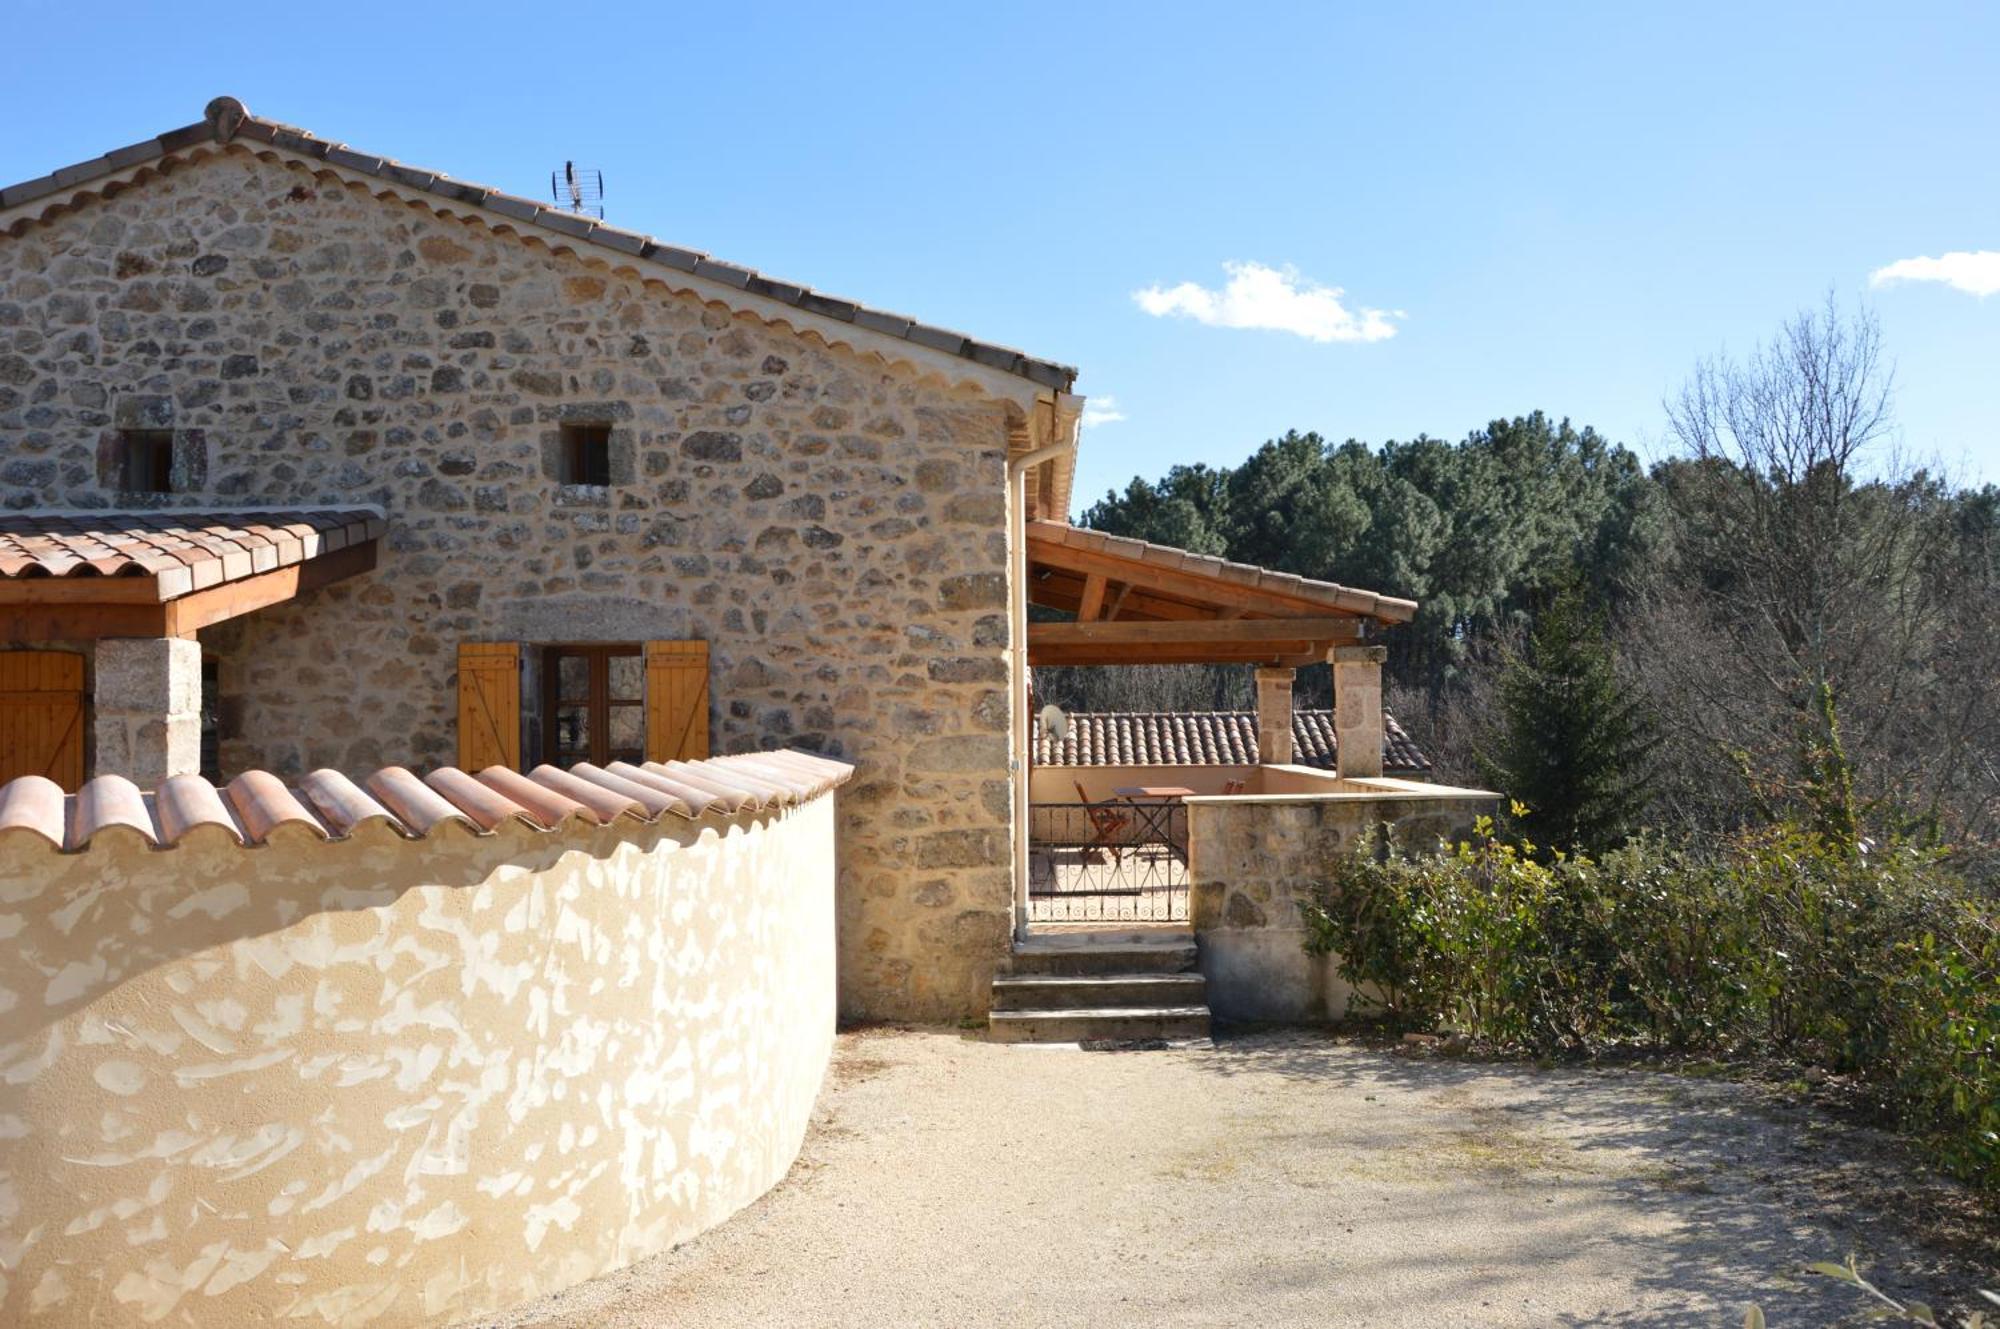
[1075, 780, 1131, 863]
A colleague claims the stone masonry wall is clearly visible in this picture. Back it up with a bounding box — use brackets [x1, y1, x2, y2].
[0, 147, 1022, 1020]
[1187, 781, 1495, 1022]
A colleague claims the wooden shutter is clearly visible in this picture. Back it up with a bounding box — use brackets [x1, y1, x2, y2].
[457, 642, 521, 771]
[644, 640, 709, 762]
[0, 651, 85, 791]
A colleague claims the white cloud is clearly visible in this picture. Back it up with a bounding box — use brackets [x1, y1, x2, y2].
[1869, 250, 2000, 298]
[1081, 395, 1126, 429]
[1133, 261, 1399, 343]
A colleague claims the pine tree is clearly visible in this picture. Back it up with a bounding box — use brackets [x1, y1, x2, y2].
[1480, 582, 1657, 855]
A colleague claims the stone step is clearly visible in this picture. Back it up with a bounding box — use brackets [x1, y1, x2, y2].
[987, 1005, 1212, 1044]
[990, 972, 1207, 1012]
[1007, 934, 1198, 977]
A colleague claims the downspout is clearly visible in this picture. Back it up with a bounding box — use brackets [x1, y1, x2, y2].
[1006, 438, 1070, 943]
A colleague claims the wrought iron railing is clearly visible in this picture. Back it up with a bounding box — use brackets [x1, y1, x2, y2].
[1027, 801, 1188, 923]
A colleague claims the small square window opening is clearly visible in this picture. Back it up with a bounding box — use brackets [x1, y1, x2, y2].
[559, 423, 612, 486]
[118, 430, 175, 493]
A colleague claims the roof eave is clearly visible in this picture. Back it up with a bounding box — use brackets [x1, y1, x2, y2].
[0, 97, 1079, 400]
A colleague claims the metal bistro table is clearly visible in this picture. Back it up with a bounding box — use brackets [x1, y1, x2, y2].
[1111, 786, 1194, 866]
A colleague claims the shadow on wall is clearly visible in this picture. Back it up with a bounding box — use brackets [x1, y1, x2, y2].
[0, 784, 842, 1328]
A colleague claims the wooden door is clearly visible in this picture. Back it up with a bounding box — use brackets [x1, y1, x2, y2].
[0, 651, 86, 790]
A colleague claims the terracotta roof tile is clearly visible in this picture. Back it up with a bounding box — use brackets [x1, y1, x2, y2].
[1033, 709, 1431, 774]
[0, 752, 853, 853]
[0, 508, 384, 598]
[0, 97, 1076, 393]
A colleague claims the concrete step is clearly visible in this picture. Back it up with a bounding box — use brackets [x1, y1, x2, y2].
[987, 1005, 1212, 1044]
[990, 972, 1207, 1012]
[1007, 933, 1198, 977]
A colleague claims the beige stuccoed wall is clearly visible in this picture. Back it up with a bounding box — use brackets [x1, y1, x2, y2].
[0, 793, 838, 1327]
[1187, 773, 1497, 1022]
[0, 146, 1033, 1021]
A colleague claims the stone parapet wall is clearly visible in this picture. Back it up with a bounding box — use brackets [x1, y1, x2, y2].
[1187, 773, 1497, 1022]
[0, 774, 843, 1327]
[0, 147, 1030, 1019]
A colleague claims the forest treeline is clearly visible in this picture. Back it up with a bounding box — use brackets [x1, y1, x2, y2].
[1047, 302, 2000, 854]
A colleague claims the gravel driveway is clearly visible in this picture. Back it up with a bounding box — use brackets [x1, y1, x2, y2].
[475, 1029, 1992, 1328]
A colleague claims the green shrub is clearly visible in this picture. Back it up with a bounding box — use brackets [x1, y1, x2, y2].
[1300, 823, 2000, 1190]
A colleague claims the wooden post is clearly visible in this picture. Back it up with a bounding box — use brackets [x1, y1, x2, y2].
[1254, 666, 1294, 765]
[1331, 645, 1387, 779]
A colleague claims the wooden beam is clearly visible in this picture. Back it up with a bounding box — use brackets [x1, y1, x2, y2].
[0, 576, 172, 606]
[1029, 642, 1328, 667]
[1031, 616, 1365, 647]
[1075, 573, 1107, 623]
[0, 602, 174, 643]
[1104, 581, 1134, 622]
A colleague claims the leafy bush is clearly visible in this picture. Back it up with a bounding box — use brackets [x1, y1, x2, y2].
[1300, 823, 2000, 1189]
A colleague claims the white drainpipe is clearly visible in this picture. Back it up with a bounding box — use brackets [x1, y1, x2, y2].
[1006, 439, 1070, 943]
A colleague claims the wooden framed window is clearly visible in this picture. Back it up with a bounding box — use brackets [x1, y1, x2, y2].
[558, 423, 612, 486]
[541, 644, 644, 768]
[118, 430, 175, 493]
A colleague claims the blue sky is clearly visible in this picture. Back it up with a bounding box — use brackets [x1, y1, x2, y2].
[5, 2, 1996, 511]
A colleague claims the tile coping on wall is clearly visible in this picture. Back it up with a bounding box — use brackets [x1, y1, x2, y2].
[0, 749, 853, 852]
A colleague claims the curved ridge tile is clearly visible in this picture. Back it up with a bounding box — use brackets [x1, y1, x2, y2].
[156, 775, 245, 846]
[714, 755, 822, 798]
[658, 762, 775, 812]
[0, 775, 67, 849]
[686, 760, 796, 806]
[528, 765, 645, 824]
[226, 770, 328, 844]
[370, 767, 482, 838]
[569, 764, 692, 820]
[474, 766, 591, 830]
[73, 776, 157, 848]
[298, 769, 400, 838]
[422, 767, 535, 833]
[639, 762, 754, 814]
[605, 762, 718, 817]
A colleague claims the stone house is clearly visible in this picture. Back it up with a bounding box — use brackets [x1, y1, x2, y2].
[0, 97, 1484, 1027]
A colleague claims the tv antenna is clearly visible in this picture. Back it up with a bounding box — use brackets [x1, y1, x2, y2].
[550, 161, 604, 219]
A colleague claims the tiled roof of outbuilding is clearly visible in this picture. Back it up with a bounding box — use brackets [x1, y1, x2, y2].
[1032, 709, 1431, 774]
[0, 508, 384, 597]
[0, 750, 852, 853]
[0, 97, 1077, 393]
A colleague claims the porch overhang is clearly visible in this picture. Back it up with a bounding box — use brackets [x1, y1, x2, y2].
[1024, 520, 1416, 667]
[0, 508, 384, 642]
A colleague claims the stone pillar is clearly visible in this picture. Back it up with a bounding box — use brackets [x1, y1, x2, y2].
[1331, 645, 1387, 779]
[93, 637, 202, 786]
[1253, 666, 1294, 765]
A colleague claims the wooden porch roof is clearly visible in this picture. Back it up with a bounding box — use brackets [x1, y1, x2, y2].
[1025, 521, 1416, 667]
[0, 508, 383, 641]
